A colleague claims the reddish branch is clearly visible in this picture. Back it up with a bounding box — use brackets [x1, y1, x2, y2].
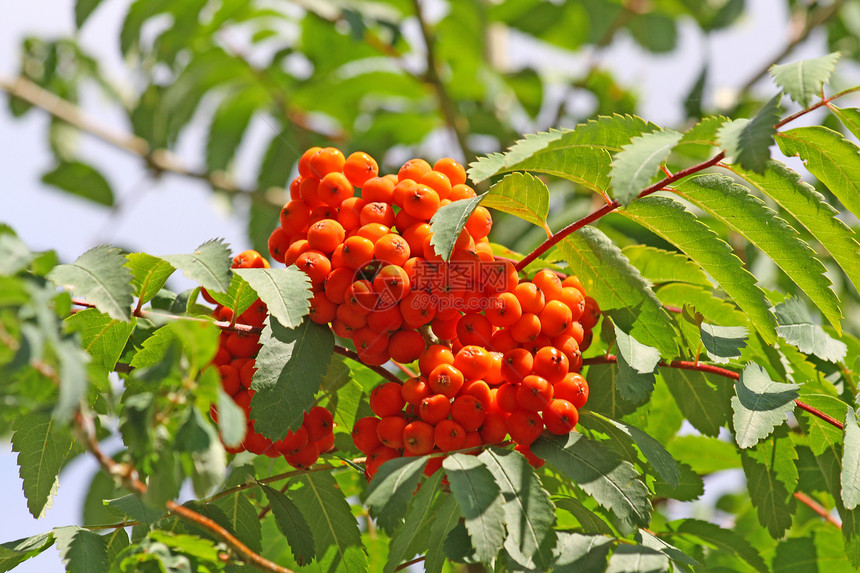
[333, 345, 404, 385]
[583, 355, 843, 430]
[794, 492, 842, 529]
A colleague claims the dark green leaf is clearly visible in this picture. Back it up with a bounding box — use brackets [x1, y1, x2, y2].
[125, 253, 175, 307]
[12, 413, 77, 519]
[772, 536, 818, 573]
[65, 309, 136, 371]
[54, 526, 108, 573]
[481, 172, 550, 233]
[741, 431, 798, 537]
[384, 471, 444, 573]
[661, 368, 733, 437]
[600, 416, 680, 488]
[700, 322, 747, 364]
[652, 462, 705, 502]
[48, 246, 134, 321]
[770, 52, 840, 107]
[443, 453, 506, 563]
[261, 485, 315, 566]
[553, 496, 613, 535]
[429, 195, 484, 261]
[532, 433, 651, 530]
[41, 161, 114, 207]
[637, 529, 699, 568]
[613, 325, 660, 402]
[234, 268, 312, 329]
[212, 491, 261, 554]
[717, 94, 781, 173]
[732, 363, 799, 448]
[796, 394, 845, 456]
[424, 493, 461, 573]
[161, 239, 232, 294]
[0, 532, 55, 572]
[250, 318, 334, 440]
[774, 297, 848, 362]
[664, 518, 767, 571]
[365, 456, 428, 532]
[206, 88, 267, 172]
[583, 363, 643, 419]
[610, 129, 682, 204]
[75, 0, 105, 27]
[552, 533, 613, 572]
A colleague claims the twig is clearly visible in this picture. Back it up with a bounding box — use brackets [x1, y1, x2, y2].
[794, 492, 842, 528]
[395, 555, 426, 571]
[333, 345, 403, 385]
[583, 355, 844, 431]
[392, 361, 418, 378]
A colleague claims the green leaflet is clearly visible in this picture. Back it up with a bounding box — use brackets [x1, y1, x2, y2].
[732, 363, 799, 449]
[481, 171, 551, 233]
[161, 238, 233, 294]
[206, 86, 269, 172]
[726, 160, 860, 294]
[770, 52, 840, 107]
[234, 267, 312, 329]
[620, 245, 710, 287]
[673, 174, 841, 332]
[48, 246, 134, 321]
[621, 194, 776, 344]
[610, 129, 682, 204]
[717, 94, 781, 173]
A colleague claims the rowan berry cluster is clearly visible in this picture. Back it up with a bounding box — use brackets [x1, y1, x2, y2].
[208, 250, 334, 468]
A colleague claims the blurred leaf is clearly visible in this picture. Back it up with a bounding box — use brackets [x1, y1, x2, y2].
[606, 543, 670, 572]
[774, 297, 848, 362]
[75, 0, 105, 28]
[481, 172, 550, 233]
[257, 128, 298, 190]
[104, 494, 164, 525]
[628, 11, 676, 53]
[162, 239, 232, 294]
[0, 234, 34, 275]
[610, 129, 682, 204]
[216, 388, 246, 448]
[732, 363, 799, 449]
[664, 518, 767, 571]
[125, 253, 175, 307]
[831, 105, 860, 140]
[48, 246, 134, 321]
[0, 532, 55, 572]
[53, 526, 108, 573]
[41, 161, 114, 207]
[261, 485, 315, 566]
[665, 435, 741, 474]
[662, 368, 733, 437]
[206, 87, 268, 172]
[770, 52, 840, 107]
[718, 95, 781, 173]
[429, 195, 484, 261]
[504, 68, 543, 118]
[365, 455, 428, 533]
[234, 268, 312, 329]
[212, 489, 261, 555]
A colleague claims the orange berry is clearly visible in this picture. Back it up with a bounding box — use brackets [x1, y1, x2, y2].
[340, 235, 375, 269]
[370, 382, 406, 417]
[377, 415, 407, 449]
[402, 184, 441, 220]
[219, 365, 241, 395]
[542, 399, 579, 435]
[401, 223, 432, 257]
[532, 269, 563, 301]
[373, 264, 411, 304]
[433, 157, 467, 186]
[465, 206, 492, 239]
[434, 419, 466, 451]
[309, 147, 345, 178]
[318, 171, 354, 207]
[420, 170, 452, 200]
[581, 296, 601, 330]
[354, 326, 390, 356]
[490, 328, 518, 353]
[555, 372, 589, 409]
[274, 426, 309, 455]
[480, 412, 509, 444]
[514, 282, 546, 315]
[343, 151, 378, 187]
[419, 344, 455, 377]
[295, 250, 332, 286]
[357, 222, 390, 244]
[540, 300, 573, 338]
[233, 249, 267, 269]
[456, 313, 493, 347]
[501, 348, 534, 384]
[309, 291, 337, 325]
[430, 315, 459, 341]
[401, 376, 432, 405]
[453, 345, 493, 381]
[361, 176, 395, 203]
[299, 176, 324, 207]
[344, 280, 377, 316]
[533, 346, 569, 383]
[507, 409, 544, 446]
[268, 227, 291, 263]
[336, 303, 368, 330]
[398, 158, 432, 182]
[368, 305, 404, 334]
[374, 234, 411, 267]
[403, 420, 435, 455]
[462, 379, 493, 410]
[309, 205, 338, 225]
[562, 275, 587, 297]
[485, 292, 523, 327]
[418, 393, 451, 425]
[307, 219, 345, 254]
[324, 267, 354, 304]
[400, 291, 437, 328]
[510, 313, 542, 343]
[495, 382, 519, 413]
[393, 178, 418, 208]
[298, 147, 322, 178]
[516, 375, 553, 412]
[558, 286, 586, 322]
[365, 445, 399, 480]
[451, 395, 486, 431]
[226, 332, 260, 358]
[428, 363, 465, 398]
[360, 202, 396, 227]
[449, 184, 477, 201]
[388, 329, 425, 363]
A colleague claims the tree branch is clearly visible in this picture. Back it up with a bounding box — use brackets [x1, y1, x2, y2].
[794, 491, 842, 528]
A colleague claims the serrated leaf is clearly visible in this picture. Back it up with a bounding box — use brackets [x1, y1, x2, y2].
[208, 272, 259, 320]
[772, 536, 817, 573]
[0, 532, 55, 571]
[429, 195, 484, 261]
[532, 433, 651, 530]
[638, 529, 699, 568]
[75, 0, 104, 27]
[606, 543, 670, 573]
[665, 435, 741, 474]
[777, 126, 860, 216]
[11, 413, 77, 519]
[125, 253, 175, 306]
[216, 388, 246, 448]
[234, 268, 312, 329]
[424, 493, 461, 573]
[478, 448, 556, 568]
[774, 297, 848, 362]
[661, 366, 734, 437]
[290, 472, 367, 573]
[261, 485, 315, 566]
[557, 227, 677, 358]
[664, 518, 767, 571]
[212, 492, 261, 558]
[365, 456, 428, 532]
[552, 533, 613, 572]
[718, 94, 781, 173]
[384, 471, 444, 573]
[843, 407, 860, 510]
[620, 245, 710, 287]
[553, 496, 614, 535]
[727, 160, 860, 293]
[831, 105, 860, 140]
[652, 462, 705, 502]
[129, 324, 175, 370]
[621, 195, 776, 343]
[250, 318, 333, 440]
[41, 161, 114, 207]
[585, 363, 644, 419]
[700, 322, 747, 363]
[481, 172, 550, 233]
[48, 246, 134, 321]
[610, 129, 682, 204]
[65, 309, 136, 371]
[161, 239, 232, 293]
[613, 325, 660, 402]
[732, 362, 799, 448]
[797, 394, 845, 456]
[601, 416, 680, 488]
[104, 494, 164, 524]
[676, 174, 843, 331]
[54, 526, 108, 573]
[770, 52, 840, 107]
[443, 454, 506, 563]
[742, 430, 798, 538]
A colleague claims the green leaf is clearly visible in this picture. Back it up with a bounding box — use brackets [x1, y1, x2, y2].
[0, 234, 34, 275]
[250, 318, 334, 440]
[552, 533, 613, 572]
[796, 394, 845, 456]
[468, 115, 657, 192]
[384, 471, 444, 573]
[48, 246, 134, 321]
[104, 494, 164, 524]
[606, 544, 669, 572]
[234, 268, 312, 329]
[424, 493, 461, 573]
[665, 435, 741, 474]
[843, 407, 860, 510]
[208, 272, 259, 320]
[364, 456, 428, 532]
[41, 161, 114, 207]
[0, 532, 55, 572]
[206, 88, 267, 172]
[553, 496, 614, 535]
[623, 196, 777, 345]
[532, 433, 651, 530]
[717, 94, 782, 173]
[774, 297, 848, 362]
[831, 105, 860, 140]
[652, 462, 705, 502]
[610, 129, 682, 204]
[75, 0, 105, 27]
[674, 174, 843, 331]
[638, 529, 699, 568]
[161, 239, 232, 293]
[290, 472, 367, 573]
[620, 245, 710, 287]
[129, 323, 175, 370]
[662, 366, 734, 437]
[443, 453, 506, 563]
[742, 431, 798, 538]
[770, 52, 840, 107]
[726, 160, 860, 293]
[776, 126, 860, 216]
[478, 447, 556, 568]
[54, 526, 108, 573]
[125, 253, 175, 306]
[557, 227, 677, 358]
[613, 325, 660, 402]
[216, 387, 246, 448]
[65, 309, 136, 371]
[732, 362, 799, 448]
[664, 518, 767, 571]
[54, 338, 92, 423]
[261, 485, 315, 566]
[700, 322, 747, 364]
[481, 172, 550, 233]
[585, 363, 644, 419]
[772, 536, 818, 573]
[12, 413, 77, 519]
[429, 195, 484, 261]
[601, 416, 681, 488]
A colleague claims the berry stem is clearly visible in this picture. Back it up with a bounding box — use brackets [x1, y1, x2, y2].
[333, 345, 404, 386]
[583, 355, 844, 430]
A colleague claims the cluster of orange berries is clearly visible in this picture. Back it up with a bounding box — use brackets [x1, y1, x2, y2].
[208, 250, 334, 468]
[264, 146, 601, 479]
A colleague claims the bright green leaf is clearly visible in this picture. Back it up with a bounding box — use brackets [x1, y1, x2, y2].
[161, 239, 232, 294]
[610, 129, 682, 204]
[207, 272, 259, 320]
[620, 245, 710, 287]
[662, 367, 734, 437]
[48, 246, 134, 321]
[770, 52, 840, 107]
[125, 253, 175, 307]
[481, 172, 550, 233]
[104, 494, 164, 525]
[718, 94, 781, 173]
[665, 435, 741, 474]
[831, 105, 860, 140]
[75, 0, 105, 27]
[234, 267, 312, 329]
[65, 309, 135, 371]
[0, 532, 55, 572]
[384, 471, 444, 573]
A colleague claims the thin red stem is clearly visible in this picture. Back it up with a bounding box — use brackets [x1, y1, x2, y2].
[794, 492, 842, 528]
[333, 346, 403, 386]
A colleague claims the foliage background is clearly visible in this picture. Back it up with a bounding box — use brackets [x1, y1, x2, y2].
[2, 0, 860, 571]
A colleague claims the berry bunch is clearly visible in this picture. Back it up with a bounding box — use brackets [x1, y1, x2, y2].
[209, 250, 334, 468]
